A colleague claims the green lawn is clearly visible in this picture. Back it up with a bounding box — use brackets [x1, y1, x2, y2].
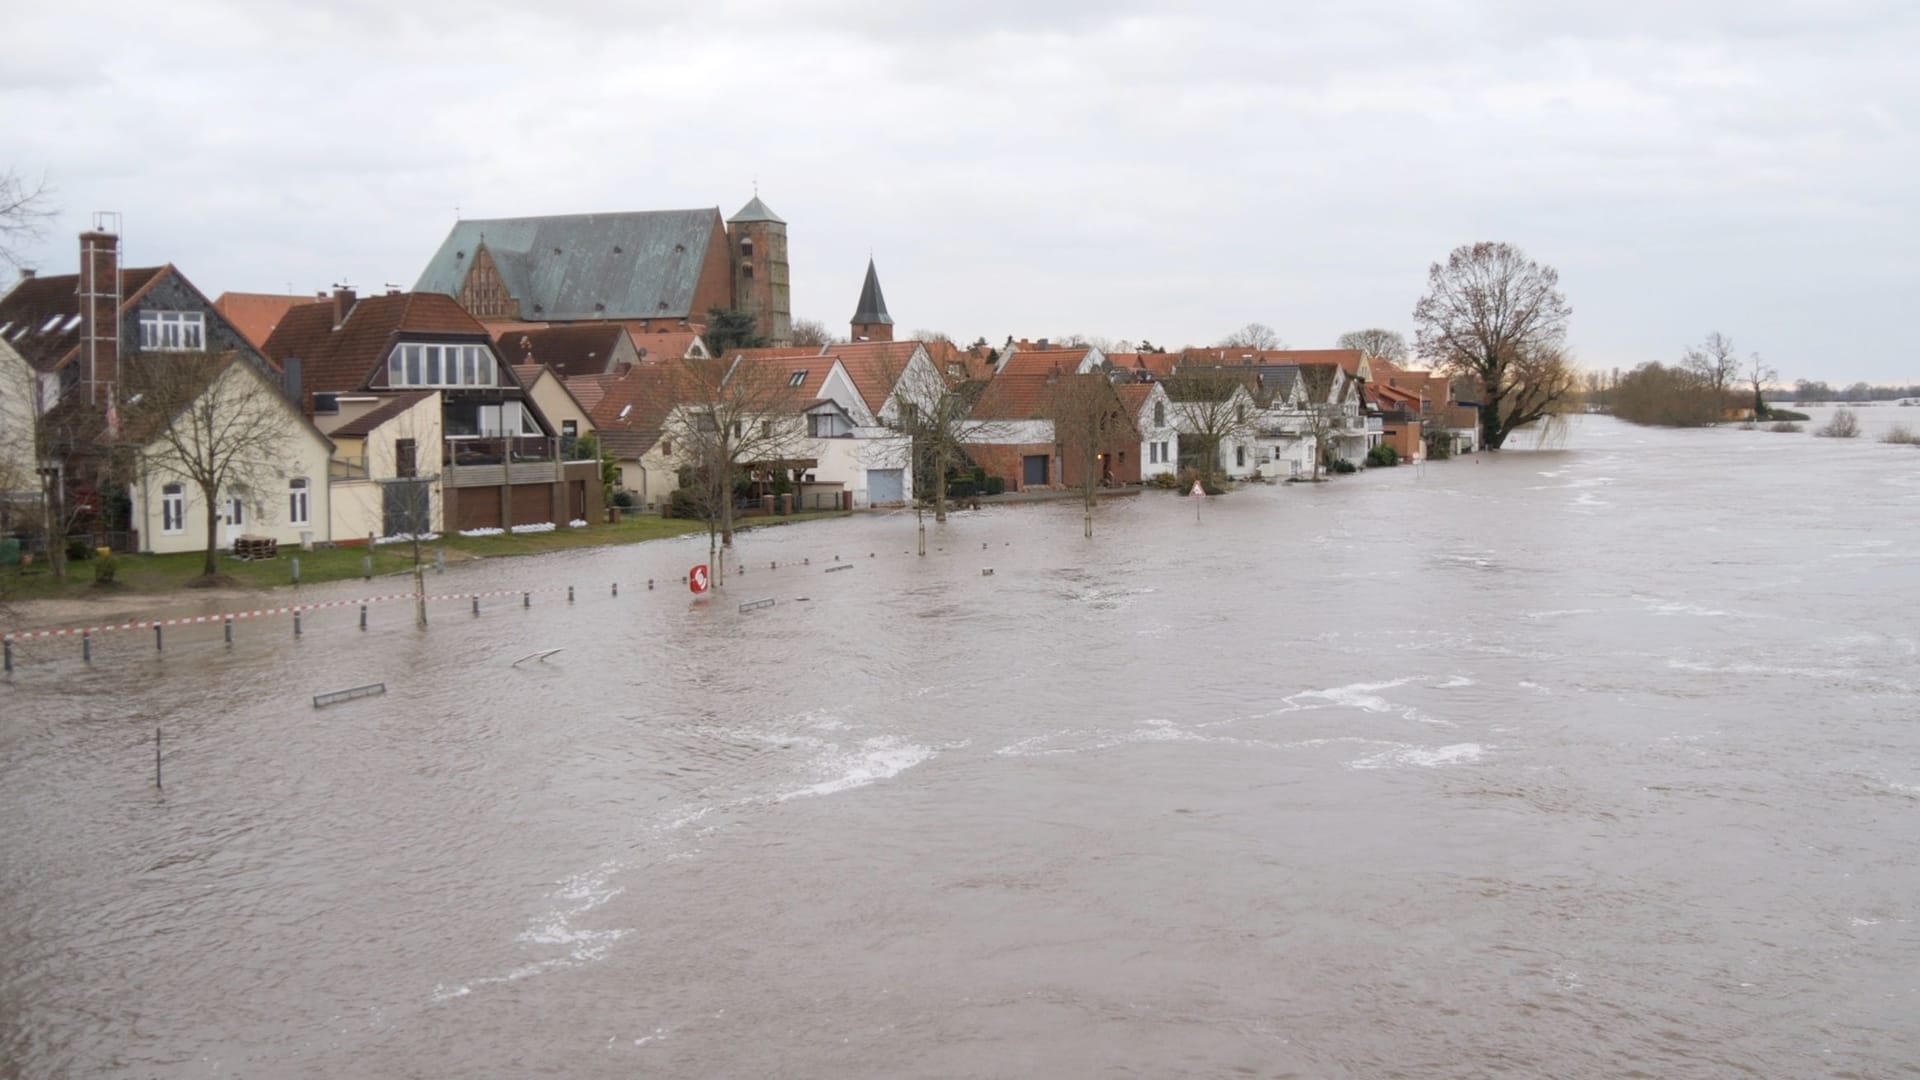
[2, 510, 850, 603]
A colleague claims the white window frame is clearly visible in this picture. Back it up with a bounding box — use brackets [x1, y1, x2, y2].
[288, 477, 310, 527]
[139, 311, 207, 352]
[387, 342, 497, 388]
[161, 483, 185, 534]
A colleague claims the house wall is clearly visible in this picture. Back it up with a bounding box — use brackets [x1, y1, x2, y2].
[812, 433, 909, 508]
[1136, 395, 1180, 481]
[329, 478, 384, 542]
[0, 340, 36, 504]
[970, 442, 1055, 492]
[524, 373, 594, 451]
[131, 365, 334, 555]
[122, 273, 268, 373]
[1382, 420, 1424, 461]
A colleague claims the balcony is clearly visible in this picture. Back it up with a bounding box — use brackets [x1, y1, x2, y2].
[444, 436, 562, 487]
[329, 456, 370, 480]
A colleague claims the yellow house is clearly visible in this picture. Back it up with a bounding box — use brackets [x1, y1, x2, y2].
[125, 355, 336, 556]
[319, 391, 445, 542]
[512, 364, 596, 453]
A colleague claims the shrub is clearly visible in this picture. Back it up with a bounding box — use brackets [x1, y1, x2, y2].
[92, 554, 118, 584]
[65, 537, 93, 562]
[1146, 472, 1181, 490]
[1329, 459, 1358, 474]
[1817, 409, 1861, 438]
[1768, 408, 1810, 421]
[612, 490, 635, 509]
[1769, 421, 1803, 433]
[1882, 424, 1920, 445]
[983, 476, 1006, 496]
[1365, 445, 1400, 468]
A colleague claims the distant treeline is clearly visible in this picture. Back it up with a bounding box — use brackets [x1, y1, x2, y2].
[1590, 363, 1744, 427]
[1777, 381, 1920, 403]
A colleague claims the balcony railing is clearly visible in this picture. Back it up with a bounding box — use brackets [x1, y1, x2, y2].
[330, 456, 370, 480]
[446, 436, 557, 467]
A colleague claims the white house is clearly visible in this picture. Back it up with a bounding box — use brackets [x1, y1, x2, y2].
[124, 356, 335, 555]
[1164, 378, 1262, 480]
[1118, 381, 1179, 481]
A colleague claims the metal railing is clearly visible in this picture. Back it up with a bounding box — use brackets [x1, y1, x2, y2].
[445, 436, 557, 467]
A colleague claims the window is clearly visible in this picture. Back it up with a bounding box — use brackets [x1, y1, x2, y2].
[396, 438, 417, 478]
[139, 311, 206, 352]
[731, 421, 743, 440]
[661, 439, 672, 455]
[697, 413, 718, 433]
[741, 239, 753, 257]
[1235, 445, 1247, 467]
[760, 419, 773, 438]
[1153, 402, 1165, 427]
[226, 492, 245, 527]
[288, 477, 310, 526]
[161, 483, 185, 534]
[788, 370, 808, 387]
[809, 414, 832, 437]
[742, 264, 754, 279]
[386, 343, 497, 387]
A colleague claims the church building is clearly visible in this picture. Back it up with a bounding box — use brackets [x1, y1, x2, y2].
[413, 195, 792, 345]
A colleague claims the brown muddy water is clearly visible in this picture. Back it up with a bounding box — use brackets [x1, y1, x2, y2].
[2, 416, 1916, 1078]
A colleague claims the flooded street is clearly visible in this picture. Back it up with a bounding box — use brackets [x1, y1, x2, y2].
[3, 415, 1916, 1078]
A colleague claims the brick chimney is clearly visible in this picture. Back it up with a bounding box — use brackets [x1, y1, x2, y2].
[331, 285, 357, 329]
[79, 227, 120, 409]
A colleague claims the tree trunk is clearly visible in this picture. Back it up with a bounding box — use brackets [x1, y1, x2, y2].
[1479, 397, 1508, 450]
[933, 464, 947, 524]
[413, 562, 428, 627]
[203, 486, 220, 576]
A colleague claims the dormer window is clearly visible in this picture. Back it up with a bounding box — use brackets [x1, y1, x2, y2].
[387, 342, 497, 387]
[787, 370, 807, 387]
[139, 311, 206, 351]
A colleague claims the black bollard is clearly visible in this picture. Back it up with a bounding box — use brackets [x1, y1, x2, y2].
[154, 622, 163, 651]
[648, 579, 654, 590]
[224, 617, 233, 645]
[472, 595, 480, 617]
[612, 582, 619, 598]
[568, 585, 575, 603]
[2, 638, 10, 675]
[523, 591, 530, 609]
[359, 605, 368, 631]
[155, 727, 162, 789]
[83, 631, 92, 663]
[294, 609, 302, 636]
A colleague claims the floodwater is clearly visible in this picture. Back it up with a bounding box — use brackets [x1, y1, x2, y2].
[2, 416, 1916, 1078]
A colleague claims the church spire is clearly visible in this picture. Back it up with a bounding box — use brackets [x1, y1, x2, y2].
[850, 258, 893, 342]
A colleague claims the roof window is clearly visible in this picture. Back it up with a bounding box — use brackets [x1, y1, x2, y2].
[41, 314, 64, 332]
[788, 370, 807, 387]
[618, 404, 632, 420]
[62, 314, 82, 332]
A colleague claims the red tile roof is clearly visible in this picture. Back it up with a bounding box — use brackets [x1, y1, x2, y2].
[1106, 351, 1179, 378]
[328, 391, 436, 439]
[581, 364, 680, 459]
[213, 292, 314, 350]
[998, 347, 1094, 379]
[627, 329, 707, 363]
[827, 340, 925, 413]
[970, 373, 1064, 420]
[262, 292, 496, 412]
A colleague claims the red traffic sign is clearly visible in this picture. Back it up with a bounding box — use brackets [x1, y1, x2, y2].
[1190, 480, 1205, 498]
[689, 564, 711, 594]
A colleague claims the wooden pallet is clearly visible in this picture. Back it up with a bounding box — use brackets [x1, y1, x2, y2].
[232, 535, 278, 560]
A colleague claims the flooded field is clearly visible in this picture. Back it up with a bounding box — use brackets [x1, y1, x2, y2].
[3, 415, 1916, 1078]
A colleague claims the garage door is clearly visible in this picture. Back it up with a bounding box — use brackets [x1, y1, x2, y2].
[868, 468, 905, 504]
[1022, 454, 1050, 487]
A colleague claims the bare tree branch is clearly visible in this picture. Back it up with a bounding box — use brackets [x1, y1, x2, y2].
[0, 169, 56, 270]
[1412, 242, 1574, 449]
[1336, 328, 1408, 362]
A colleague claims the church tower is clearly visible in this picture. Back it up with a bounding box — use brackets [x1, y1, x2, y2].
[725, 195, 791, 345]
[850, 258, 893, 343]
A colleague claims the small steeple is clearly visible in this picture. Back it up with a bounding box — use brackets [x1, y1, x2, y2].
[850, 258, 893, 342]
[728, 195, 785, 224]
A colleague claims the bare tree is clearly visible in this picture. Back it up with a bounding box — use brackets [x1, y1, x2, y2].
[1682, 332, 1741, 407]
[1162, 363, 1257, 483]
[661, 355, 808, 587]
[1412, 242, 1575, 450]
[123, 352, 294, 578]
[1745, 351, 1777, 420]
[1336, 328, 1409, 362]
[790, 317, 835, 347]
[908, 329, 954, 345]
[1047, 373, 1134, 538]
[1, 169, 55, 270]
[1218, 322, 1282, 350]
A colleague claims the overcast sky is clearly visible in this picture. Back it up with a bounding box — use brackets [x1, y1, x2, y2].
[4, 1, 1915, 382]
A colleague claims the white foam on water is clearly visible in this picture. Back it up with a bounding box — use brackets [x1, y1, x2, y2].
[1348, 742, 1487, 770]
[1285, 678, 1452, 726]
[1851, 918, 1881, 927]
[1434, 675, 1474, 688]
[776, 736, 935, 801]
[1522, 608, 1598, 620]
